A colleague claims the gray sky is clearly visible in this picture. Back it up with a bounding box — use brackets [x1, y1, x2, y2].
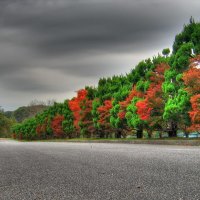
[1, 0, 200, 111]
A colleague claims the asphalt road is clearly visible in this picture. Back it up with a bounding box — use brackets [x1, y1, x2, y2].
[1, 140, 200, 200]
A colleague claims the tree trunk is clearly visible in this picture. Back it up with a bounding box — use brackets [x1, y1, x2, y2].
[99, 130, 104, 138]
[147, 130, 152, 139]
[168, 121, 177, 137]
[115, 129, 122, 138]
[137, 129, 143, 138]
[185, 132, 189, 138]
[184, 125, 189, 138]
[168, 130, 177, 137]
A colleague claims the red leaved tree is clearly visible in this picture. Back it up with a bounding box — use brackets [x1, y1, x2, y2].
[69, 89, 95, 137]
[51, 115, 65, 137]
[137, 63, 169, 121]
[36, 118, 48, 138]
[182, 56, 200, 95]
[182, 55, 200, 132]
[97, 100, 113, 137]
[118, 85, 144, 119]
[68, 89, 88, 131]
[136, 100, 152, 120]
[136, 63, 170, 137]
[188, 94, 200, 132]
[79, 98, 95, 137]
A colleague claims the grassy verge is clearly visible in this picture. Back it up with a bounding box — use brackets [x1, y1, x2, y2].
[0, 138, 14, 140]
[14, 137, 200, 146]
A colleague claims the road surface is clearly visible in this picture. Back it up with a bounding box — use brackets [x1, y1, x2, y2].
[0, 140, 200, 200]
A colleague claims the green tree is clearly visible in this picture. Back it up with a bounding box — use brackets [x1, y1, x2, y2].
[162, 48, 170, 57]
[126, 97, 145, 138]
[0, 112, 14, 138]
[163, 89, 191, 137]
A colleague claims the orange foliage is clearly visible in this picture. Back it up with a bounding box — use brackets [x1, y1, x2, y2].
[136, 100, 153, 120]
[137, 63, 169, 121]
[117, 111, 126, 119]
[51, 115, 65, 137]
[183, 55, 200, 132]
[68, 89, 88, 129]
[182, 66, 200, 95]
[80, 99, 94, 134]
[188, 94, 200, 132]
[119, 86, 144, 119]
[98, 100, 113, 130]
[36, 118, 48, 137]
[149, 63, 170, 84]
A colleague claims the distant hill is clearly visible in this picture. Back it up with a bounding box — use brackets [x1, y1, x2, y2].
[5, 105, 48, 123]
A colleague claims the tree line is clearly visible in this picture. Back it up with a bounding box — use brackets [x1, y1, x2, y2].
[12, 19, 200, 140]
[0, 107, 15, 138]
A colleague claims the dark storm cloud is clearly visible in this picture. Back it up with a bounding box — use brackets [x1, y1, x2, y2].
[1, 0, 178, 55]
[1, 0, 200, 110]
[2, 77, 54, 93]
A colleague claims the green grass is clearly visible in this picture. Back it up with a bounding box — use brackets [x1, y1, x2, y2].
[18, 137, 134, 142]
[14, 137, 200, 146]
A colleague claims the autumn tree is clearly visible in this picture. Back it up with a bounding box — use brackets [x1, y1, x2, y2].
[182, 55, 200, 134]
[121, 86, 144, 138]
[68, 89, 87, 134]
[79, 98, 94, 138]
[68, 89, 95, 138]
[51, 115, 65, 137]
[182, 55, 200, 95]
[97, 100, 113, 138]
[188, 95, 200, 132]
[110, 84, 131, 138]
[136, 63, 170, 137]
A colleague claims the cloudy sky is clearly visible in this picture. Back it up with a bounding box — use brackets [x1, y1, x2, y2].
[1, 0, 200, 111]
